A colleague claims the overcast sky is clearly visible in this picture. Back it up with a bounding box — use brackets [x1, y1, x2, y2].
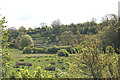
[0, 0, 119, 29]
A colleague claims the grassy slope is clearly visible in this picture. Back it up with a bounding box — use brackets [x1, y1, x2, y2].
[6, 48, 76, 78]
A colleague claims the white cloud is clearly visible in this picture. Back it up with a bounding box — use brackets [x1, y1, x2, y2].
[0, 0, 119, 29]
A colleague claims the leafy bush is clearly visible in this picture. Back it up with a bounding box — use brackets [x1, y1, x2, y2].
[32, 46, 78, 54]
[46, 47, 59, 54]
[55, 46, 78, 54]
[19, 34, 34, 49]
[57, 49, 69, 57]
[36, 48, 44, 53]
[23, 47, 32, 54]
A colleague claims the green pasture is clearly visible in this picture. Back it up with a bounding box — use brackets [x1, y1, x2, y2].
[5, 49, 76, 78]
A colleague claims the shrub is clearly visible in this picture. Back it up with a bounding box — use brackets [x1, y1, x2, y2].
[46, 47, 59, 54]
[57, 49, 69, 57]
[36, 48, 44, 53]
[19, 34, 34, 49]
[57, 46, 72, 54]
[45, 46, 73, 54]
[23, 47, 32, 54]
[32, 47, 45, 54]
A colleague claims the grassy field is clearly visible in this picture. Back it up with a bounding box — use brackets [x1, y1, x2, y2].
[5, 49, 76, 78]
[4, 48, 120, 78]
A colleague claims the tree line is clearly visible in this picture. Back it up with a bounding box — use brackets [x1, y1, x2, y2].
[6, 14, 119, 54]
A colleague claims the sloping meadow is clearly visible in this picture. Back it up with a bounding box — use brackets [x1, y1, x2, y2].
[6, 49, 76, 78]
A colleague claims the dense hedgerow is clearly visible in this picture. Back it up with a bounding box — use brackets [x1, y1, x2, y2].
[32, 47, 46, 54]
[22, 46, 79, 54]
[46, 46, 78, 54]
[46, 47, 59, 54]
[22, 45, 79, 54]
